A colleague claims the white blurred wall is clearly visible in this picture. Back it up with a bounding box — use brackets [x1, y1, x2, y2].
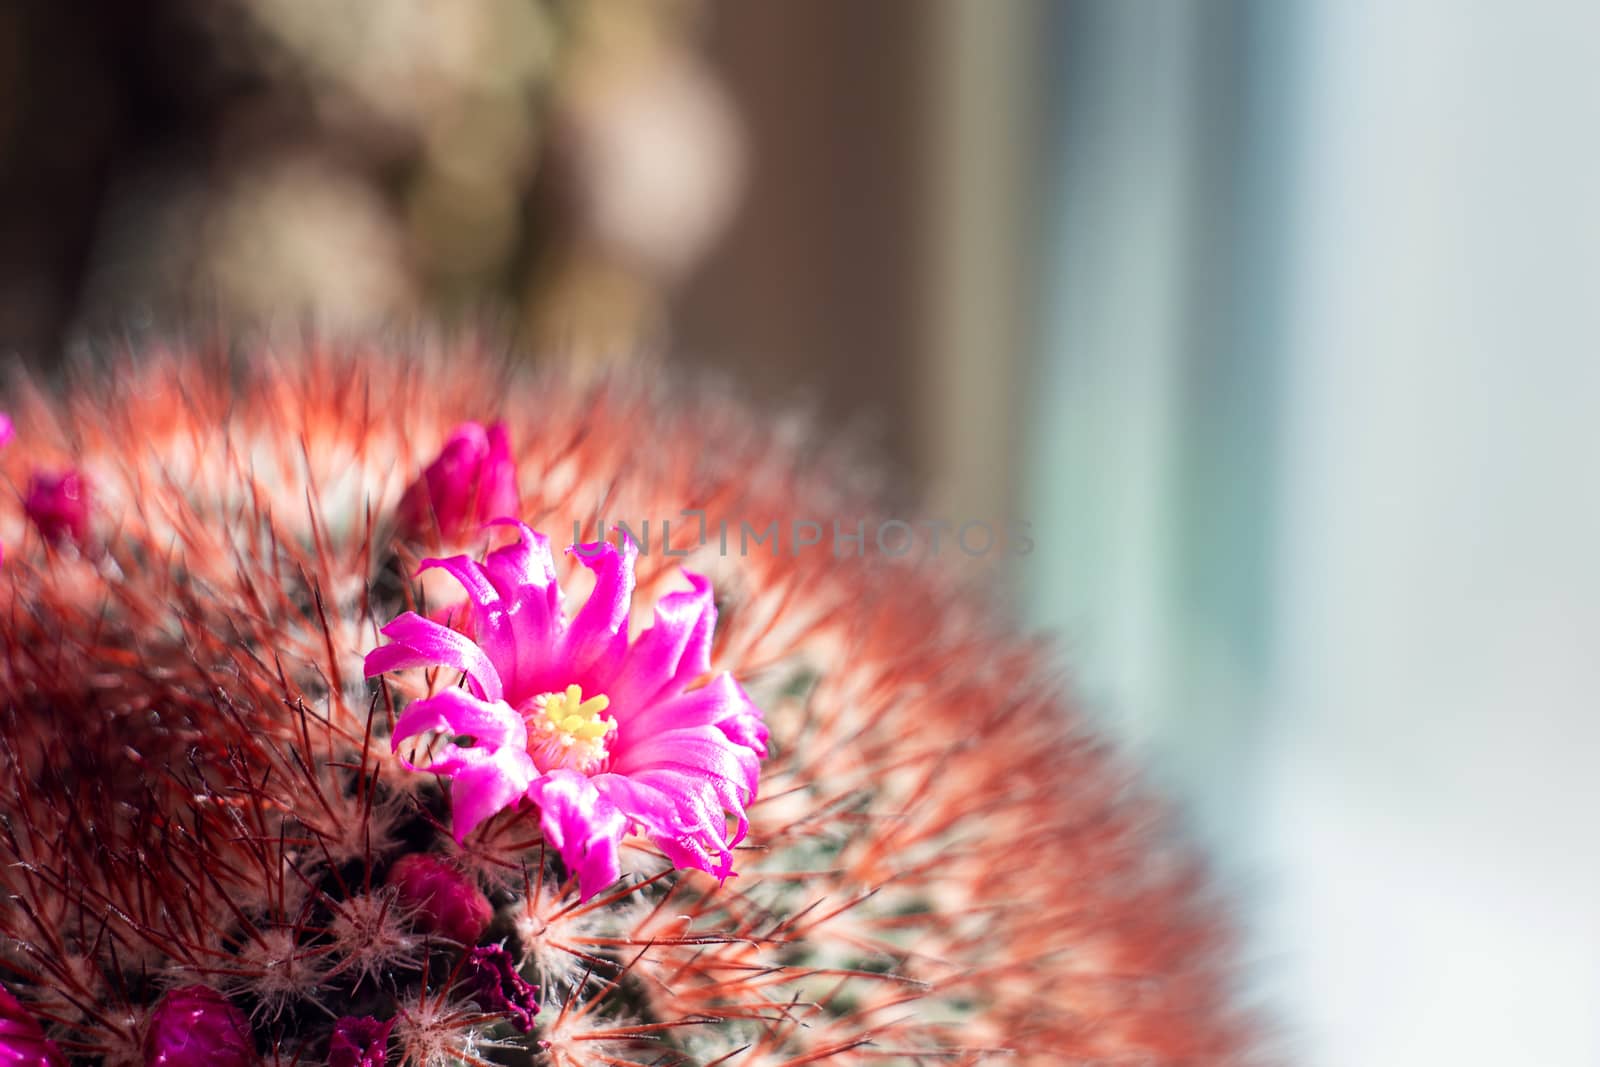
[1025, 3, 1600, 1064]
[1264, 2, 1600, 1063]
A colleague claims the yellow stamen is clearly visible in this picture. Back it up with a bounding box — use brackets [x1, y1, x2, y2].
[527, 684, 615, 772]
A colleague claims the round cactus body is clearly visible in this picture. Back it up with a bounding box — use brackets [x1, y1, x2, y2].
[0, 343, 1249, 1065]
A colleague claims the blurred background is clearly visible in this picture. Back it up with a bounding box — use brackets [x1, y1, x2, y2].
[2, 2, 1597, 1064]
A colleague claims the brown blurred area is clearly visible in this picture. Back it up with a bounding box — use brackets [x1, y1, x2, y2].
[0, 0, 1039, 514]
[0, 1, 730, 351]
[678, 3, 930, 486]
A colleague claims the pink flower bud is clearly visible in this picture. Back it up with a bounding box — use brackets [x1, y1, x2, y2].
[326, 1016, 392, 1067]
[0, 984, 64, 1067]
[24, 469, 90, 548]
[386, 854, 492, 945]
[143, 986, 256, 1067]
[397, 422, 518, 540]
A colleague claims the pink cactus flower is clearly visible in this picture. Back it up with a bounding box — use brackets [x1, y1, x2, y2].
[396, 422, 518, 541]
[23, 469, 90, 548]
[0, 984, 63, 1067]
[386, 853, 493, 945]
[366, 523, 767, 900]
[143, 986, 257, 1067]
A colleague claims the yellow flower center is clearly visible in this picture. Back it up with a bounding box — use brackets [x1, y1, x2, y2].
[525, 684, 616, 773]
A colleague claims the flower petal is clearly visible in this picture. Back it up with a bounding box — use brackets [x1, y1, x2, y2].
[418, 553, 501, 609]
[599, 766, 740, 879]
[430, 522, 566, 697]
[391, 688, 527, 754]
[365, 611, 504, 703]
[395, 722, 534, 788]
[562, 537, 636, 684]
[606, 572, 715, 712]
[450, 759, 536, 843]
[628, 764, 746, 852]
[656, 834, 733, 880]
[614, 672, 767, 758]
[526, 770, 626, 901]
[483, 520, 558, 596]
[418, 553, 557, 701]
[611, 724, 762, 802]
[589, 772, 697, 839]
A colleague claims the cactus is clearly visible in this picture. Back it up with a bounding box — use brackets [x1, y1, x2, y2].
[0, 342, 1249, 1065]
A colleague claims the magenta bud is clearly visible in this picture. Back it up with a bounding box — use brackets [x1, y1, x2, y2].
[387, 853, 493, 945]
[397, 422, 519, 540]
[143, 986, 256, 1067]
[24, 469, 90, 547]
[0, 984, 64, 1067]
[465, 946, 539, 1032]
[327, 1016, 393, 1067]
